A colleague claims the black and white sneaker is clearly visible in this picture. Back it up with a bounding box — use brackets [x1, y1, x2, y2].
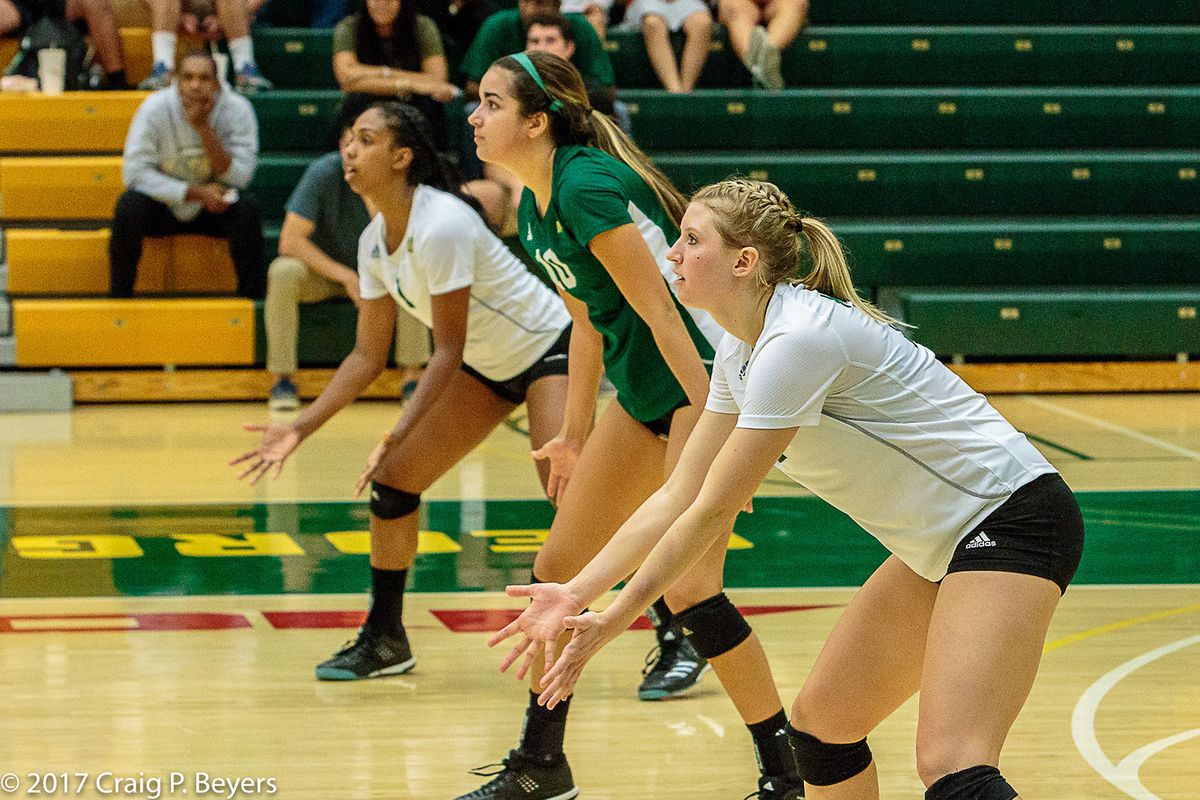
[637, 632, 711, 700]
[314, 626, 414, 681]
[454, 750, 579, 800]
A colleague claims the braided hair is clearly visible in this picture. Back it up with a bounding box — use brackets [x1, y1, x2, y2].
[369, 101, 462, 193]
[691, 179, 903, 326]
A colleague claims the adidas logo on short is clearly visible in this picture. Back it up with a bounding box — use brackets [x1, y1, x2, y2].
[964, 532, 998, 549]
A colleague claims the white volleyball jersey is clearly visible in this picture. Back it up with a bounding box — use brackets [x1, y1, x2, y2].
[359, 185, 570, 382]
[706, 283, 1056, 580]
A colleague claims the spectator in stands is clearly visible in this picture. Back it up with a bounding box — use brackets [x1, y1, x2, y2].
[136, 0, 274, 91]
[718, 0, 807, 89]
[333, 0, 458, 147]
[417, 0, 497, 63]
[264, 97, 430, 412]
[619, 0, 712, 93]
[524, 11, 615, 114]
[559, 0, 608, 41]
[110, 51, 265, 300]
[459, 0, 612, 103]
[0, 0, 129, 88]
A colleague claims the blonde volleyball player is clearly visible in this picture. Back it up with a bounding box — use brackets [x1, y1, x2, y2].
[495, 178, 1085, 800]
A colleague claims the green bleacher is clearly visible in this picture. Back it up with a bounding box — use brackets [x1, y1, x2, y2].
[3, 1, 1199, 378]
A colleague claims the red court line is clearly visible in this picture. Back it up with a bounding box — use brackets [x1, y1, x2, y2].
[0, 613, 252, 633]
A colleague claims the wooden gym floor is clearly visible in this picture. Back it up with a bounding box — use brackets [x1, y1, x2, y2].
[0, 393, 1197, 798]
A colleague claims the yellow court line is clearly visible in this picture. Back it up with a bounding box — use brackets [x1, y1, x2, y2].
[1044, 602, 1200, 654]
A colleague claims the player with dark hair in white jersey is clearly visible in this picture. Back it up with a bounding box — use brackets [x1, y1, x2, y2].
[232, 101, 573, 681]
[493, 179, 1086, 800]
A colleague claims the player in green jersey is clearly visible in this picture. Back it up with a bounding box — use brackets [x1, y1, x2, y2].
[455, 51, 804, 800]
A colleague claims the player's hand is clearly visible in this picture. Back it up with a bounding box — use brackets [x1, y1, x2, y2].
[488, 582, 586, 680]
[354, 430, 396, 497]
[537, 610, 620, 709]
[531, 433, 583, 507]
[230, 422, 302, 484]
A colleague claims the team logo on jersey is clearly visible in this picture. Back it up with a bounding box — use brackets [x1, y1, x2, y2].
[526, 223, 533, 241]
[556, 220, 564, 234]
[406, 237, 414, 253]
[739, 360, 749, 379]
[370, 244, 382, 259]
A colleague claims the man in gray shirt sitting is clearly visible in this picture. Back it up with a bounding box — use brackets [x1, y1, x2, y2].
[110, 50, 264, 298]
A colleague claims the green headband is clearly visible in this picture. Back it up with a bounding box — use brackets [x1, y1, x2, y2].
[510, 52, 563, 113]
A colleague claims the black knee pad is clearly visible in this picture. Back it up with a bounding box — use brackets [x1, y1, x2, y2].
[675, 592, 752, 659]
[786, 724, 872, 786]
[369, 481, 420, 520]
[925, 766, 1017, 800]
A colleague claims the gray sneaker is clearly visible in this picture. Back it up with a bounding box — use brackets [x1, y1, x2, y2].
[315, 626, 415, 680]
[138, 62, 173, 91]
[759, 37, 785, 90]
[268, 377, 299, 412]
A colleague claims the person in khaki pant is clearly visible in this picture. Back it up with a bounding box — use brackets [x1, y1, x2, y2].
[266, 103, 429, 411]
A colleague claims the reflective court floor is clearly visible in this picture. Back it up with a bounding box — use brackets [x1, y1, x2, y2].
[0, 394, 1197, 798]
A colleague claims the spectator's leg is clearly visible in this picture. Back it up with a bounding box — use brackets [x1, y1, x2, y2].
[641, 13, 683, 93]
[197, 196, 266, 298]
[584, 5, 606, 42]
[66, 0, 129, 85]
[763, 0, 807, 50]
[264, 256, 344, 379]
[679, 11, 713, 92]
[108, 190, 180, 298]
[718, 0, 759, 62]
[0, 0, 24, 36]
[217, 0, 271, 89]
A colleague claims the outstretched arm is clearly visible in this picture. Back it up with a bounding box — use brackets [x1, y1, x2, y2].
[537, 424, 797, 706]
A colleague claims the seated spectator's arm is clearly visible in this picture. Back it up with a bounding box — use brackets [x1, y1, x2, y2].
[279, 211, 360, 296]
[196, 124, 232, 178]
[334, 52, 456, 99]
[121, 100, 190, 207]
[217, 100, 258, 188]
[465, 80, 480, 101]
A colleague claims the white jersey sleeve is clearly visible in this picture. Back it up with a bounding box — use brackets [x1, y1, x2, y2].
[738, 327, 848, 429]
[705, 335, 740, 415]
[415, 206, 476, 296]
[357, 216, 389, 301]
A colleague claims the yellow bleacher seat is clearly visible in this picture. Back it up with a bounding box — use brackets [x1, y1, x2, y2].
[12, 297, 255, 367]
[0, 93, 144, 153]
[0, 156, 122, 220]
[5, 229, 237, 295]
[0, 29, 151, 86]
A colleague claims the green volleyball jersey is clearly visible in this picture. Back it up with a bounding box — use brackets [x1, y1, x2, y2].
[518, 145, 720, 423]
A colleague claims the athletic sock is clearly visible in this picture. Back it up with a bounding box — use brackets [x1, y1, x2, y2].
[748, 709, 791, 777]
[364, 567, 407, 638]
[519, 690, 571, 762]
[151, 32, 176, 70]
[648, 597, 676, 641]
[228, 36, 254, 71]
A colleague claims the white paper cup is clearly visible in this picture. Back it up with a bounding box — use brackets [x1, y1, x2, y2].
[38, 48, 66, 95]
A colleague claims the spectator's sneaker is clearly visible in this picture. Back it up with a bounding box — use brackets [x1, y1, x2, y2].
[268, 377, 299, 412]
[455, 750, 578, 800]
[745, 25, 769, 87]
[759, 38, 785, 90]
[637, 633, 711, 700]
[314, 626, 414, 680]
[235, 64, 274, 94]
[745, 775, 806, 800]
[138, 62, 174, 91]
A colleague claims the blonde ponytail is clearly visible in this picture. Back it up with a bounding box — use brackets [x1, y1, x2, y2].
[796, 217, 903, 326]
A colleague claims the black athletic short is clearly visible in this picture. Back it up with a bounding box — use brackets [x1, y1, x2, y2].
[945, 473, 1084, 594]
[460, 325, 570, 405]
[637, 398, 690, 439]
